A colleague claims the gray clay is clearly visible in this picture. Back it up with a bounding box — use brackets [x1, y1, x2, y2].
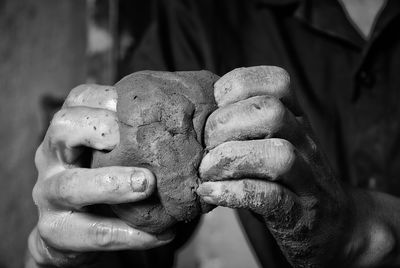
[92, 70, 219, 234]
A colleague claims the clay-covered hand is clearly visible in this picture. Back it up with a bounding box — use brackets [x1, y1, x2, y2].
[28, 85, 173, 267]
[197, 66, 353, 267]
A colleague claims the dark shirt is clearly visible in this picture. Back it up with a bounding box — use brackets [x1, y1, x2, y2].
[119, 0, 400, 267]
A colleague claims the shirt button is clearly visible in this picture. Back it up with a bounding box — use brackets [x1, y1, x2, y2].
[357, 71, 375, 88]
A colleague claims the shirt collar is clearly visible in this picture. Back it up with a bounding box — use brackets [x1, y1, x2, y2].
[255, 0, 400, 49]
[371, 0, 400, 41]
[254, 0, 300, 5]
[294, 0, 364, 48]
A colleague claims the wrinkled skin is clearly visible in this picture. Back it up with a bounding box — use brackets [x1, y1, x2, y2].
[197, 66, 352, 267]
[92, 70, 218, 234]
[28, 85, 174, 267]
[28, 67, 400, 267]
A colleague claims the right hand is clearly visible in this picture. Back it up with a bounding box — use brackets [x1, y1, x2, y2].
[27, 85, 174, 267]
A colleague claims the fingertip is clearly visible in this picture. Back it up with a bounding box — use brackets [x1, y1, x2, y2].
[196, 182, 221, 205]
[129, 229, 175, 250]
[135, 167, 156, 194]
[196, 182, 215, 197]
[155, 231, 176, 242]
[34, 143, 50, 176]
[119, 167, 156, 201]
[200, 196, 218, 205]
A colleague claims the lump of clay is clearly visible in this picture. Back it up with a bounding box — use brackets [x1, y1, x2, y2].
[92, 70, 219, 234]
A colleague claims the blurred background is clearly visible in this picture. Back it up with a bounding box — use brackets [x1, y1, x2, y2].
[0, 1, 257, 267]
[0, 1, 148, 267]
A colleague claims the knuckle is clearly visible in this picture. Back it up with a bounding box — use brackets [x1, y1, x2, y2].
[28, 231, 48, 266]
[57, 189, 76, 207]
[273, 67, 291, 97]
[70, 84, 86, 95]
[204, 110, 220, 134]
[47, 110, 68, 140]
[65, 85, 86, 103]
[34, 143, 45, 170]
[32, 183, 43, 206]
[213, 106, 232, 126]
[90, 223, 117, 248]
[269, 98, 286, 120]
[51, 109, 67, 125]
[204, 108, 233, 146]
[258, 96, 286, 127]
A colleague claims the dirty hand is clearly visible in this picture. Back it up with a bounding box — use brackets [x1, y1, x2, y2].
[28, 85, 173, 267]
[197, 66, 352, 267]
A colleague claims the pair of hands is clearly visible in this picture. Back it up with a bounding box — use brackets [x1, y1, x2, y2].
[28, 66, 353, 267]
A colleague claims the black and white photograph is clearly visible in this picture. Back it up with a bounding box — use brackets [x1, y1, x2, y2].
[1, 0, 399, 267]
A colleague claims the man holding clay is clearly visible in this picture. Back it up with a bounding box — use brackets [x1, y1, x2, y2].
[27, 0, 400, 267]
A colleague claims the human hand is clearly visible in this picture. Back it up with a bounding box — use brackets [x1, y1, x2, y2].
[197, 66, 352, 267]
[28, 85, 174, 267]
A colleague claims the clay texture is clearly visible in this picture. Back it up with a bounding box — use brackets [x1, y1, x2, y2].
[92, 70, 219, 233]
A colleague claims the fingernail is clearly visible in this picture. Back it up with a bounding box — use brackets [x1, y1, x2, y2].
[197, 183, 219, 204]
[129, 171, 147, 192]
[202, 196, 217, 204]
[196, 183, 214, 197]
[156, 231, 175, 241]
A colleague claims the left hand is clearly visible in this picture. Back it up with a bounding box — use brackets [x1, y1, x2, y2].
[197, 66, 352, 267]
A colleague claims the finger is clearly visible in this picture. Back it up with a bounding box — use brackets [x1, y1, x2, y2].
[200, 139, 315, 194]
[205, 95, 306, 149]
[43, 107, 119, 165]
[197, 180, 301, 220]
[200, 138, 296, 182]
[28, 227, 93, 267]
[215, 66, 301, 114]
[63, 84, 117, 112]
[46, 167, 154, 208]
[38, 167, 155, 209]
[37, 212, 175, 252]
[215, 66, 289, 106]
